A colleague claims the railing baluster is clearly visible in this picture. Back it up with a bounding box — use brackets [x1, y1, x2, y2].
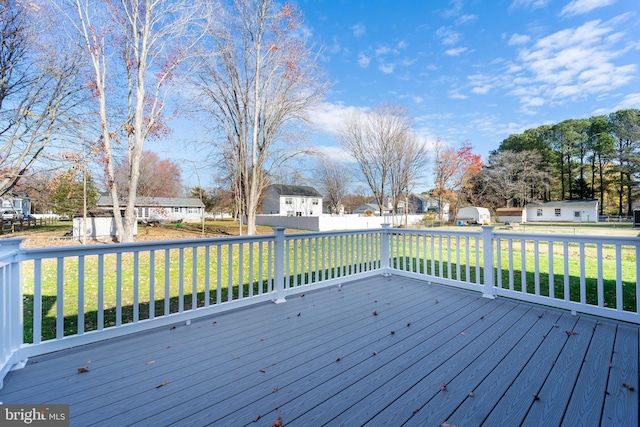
[534, 240, 540, 296]
[149, 250, 155, 318]
[616, 245, 622, 311]
[192, 247, 199, 308]
[178, 248, 185, 312]
[548, 241, 554, 299]
[579, 243, 586, 305]
[216, 245, 222, 304]
[597, 244, 603, 307]
[33, 260, 42, 344]
[203, 247, 209, 307]
[133, 252, 139, 322]
[116, 253, 122, 326]
[248, 242, 254, 298]
[164, 249, 170, 315]
[238, 243, 244, 298]
[78, 256, 85, 334]
[98, 254, 104, 329]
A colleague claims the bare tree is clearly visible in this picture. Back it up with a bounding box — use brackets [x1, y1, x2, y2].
[483, 150, 550, 207]
[113, 151, 183, 198]
[338, 102, 415, 220]
[314, 156, 352, 214]
[60, 0, 202, 242]
[388, 134, 427, 225]
[0, 1, 84, 196]
[192, 0, 326, 235]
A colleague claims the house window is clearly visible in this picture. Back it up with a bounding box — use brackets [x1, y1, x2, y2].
[173, 207, 181, 213]
[188, 207, 199, 214]
[286, 211, 293, 216]
[536, 209, 543, 217]
[554, 208, 561, 217]
[285, 198, 293, 205]
[312, 199, 319, 205]
[574, 211, 581, 218]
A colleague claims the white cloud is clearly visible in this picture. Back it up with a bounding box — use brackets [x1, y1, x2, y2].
[611, 92, 640, 110]
[308, 102, 369, 134]
[507, 18, 637, 109]
[509, 0, 551, 10]
[449, 92, 468, 99]
[457, 14, 478, 25]
[471, 85, 491, 95]
[379, 63, 395, 74]
[350, 23, 366, 37]
[397, 40, 408, 50]
[509, 33, 531, 46]
[375, 46, 391, 56]
[560, 0, 617, 17]
[445, 47, 468, 56]
[436, 27, 462, 45]
[358, 52, 371, 68]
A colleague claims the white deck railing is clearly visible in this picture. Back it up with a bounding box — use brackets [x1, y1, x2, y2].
[1, 225, 639, 388]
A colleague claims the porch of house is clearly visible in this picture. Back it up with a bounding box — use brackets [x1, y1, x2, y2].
[1, 275, 637, 427]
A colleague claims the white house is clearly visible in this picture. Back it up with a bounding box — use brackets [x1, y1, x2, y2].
[456, 206, 491, 225]
[262, 184, 323, 216]
[97, 196, 205, 223]
[525, 199, 599, 223]
[1, 192, 31, 218]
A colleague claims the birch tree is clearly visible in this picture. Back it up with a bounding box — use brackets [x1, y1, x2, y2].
[0, 0, 83, 196]
[61, 0, 201, 242]
[193, 0, 326, 235]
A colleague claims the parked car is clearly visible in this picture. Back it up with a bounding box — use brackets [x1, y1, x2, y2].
[0, 209, 19, 221]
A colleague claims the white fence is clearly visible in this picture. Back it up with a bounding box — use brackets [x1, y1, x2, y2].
[255, 214, 424, 231]
[1, 226, 639, 389]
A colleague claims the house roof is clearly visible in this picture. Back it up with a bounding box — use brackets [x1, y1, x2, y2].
[267, 184, 322, 198]
[496, 208, 524, 215]
[97, 196, 205, 208]
[526, 199, 598, 208]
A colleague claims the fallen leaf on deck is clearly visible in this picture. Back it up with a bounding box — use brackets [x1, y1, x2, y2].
[469, 391, 475, 397]
[301, 294, 305, 297]
[156, 380, 169, 389]
[273, 415, 282, 427]
[480, 316, 484, 320]
[336, 357, 341, 362]
[260, 369, 266, 373]
[441, 383, 447, 391]
[145, 360, 155, 365]
[435, 299, 439, 304]
[609, 359, 612, 368]
[253, 415, 262, 422]
[440, 423, 455, 427]
[297, 312, 301, 317]
[77, 367, 90, 374]
[623, 383, 635, 391]
[407, 322, 411, 327]
[373, 351, 378, 356]
[412, 408, 420, 415]
[212, 321, 217, 325]
[273, 387, 279, 393]
[169, 326, 176, 330]
[373, 311, 378, 316]
[566, 330, 578, 336]
[460, 332, 466, 336]
[532, 392, 540, 401]
[390, 330, 395, 335]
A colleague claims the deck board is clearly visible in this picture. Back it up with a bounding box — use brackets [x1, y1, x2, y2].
[0, 275, 637, 427]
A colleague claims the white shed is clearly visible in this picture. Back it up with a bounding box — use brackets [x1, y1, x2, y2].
[496, 207, 527, 224]
[456, 206, 491, 225]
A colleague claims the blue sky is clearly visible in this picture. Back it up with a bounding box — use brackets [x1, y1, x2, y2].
[160, 0, 639, 191]
[295, 0, 640, 165]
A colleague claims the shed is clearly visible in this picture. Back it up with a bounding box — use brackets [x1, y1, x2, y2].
[496, 207, 526, 224]
[72, 210, 138, 240]
[456, 206, 491, 225]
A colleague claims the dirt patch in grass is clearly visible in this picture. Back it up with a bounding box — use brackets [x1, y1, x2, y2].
[2, 220, 294, 248]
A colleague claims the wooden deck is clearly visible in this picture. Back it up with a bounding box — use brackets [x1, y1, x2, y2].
[1, 275, 638, 426]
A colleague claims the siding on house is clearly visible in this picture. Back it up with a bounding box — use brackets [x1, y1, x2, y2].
[97, 196, 205, 223]
[262, 184, 323, 216]
[525, 200, 598, 223]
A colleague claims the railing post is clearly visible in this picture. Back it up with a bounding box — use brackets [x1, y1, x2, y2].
[0, 238, 26, 389]
[481, 225, 496, 299]
[380, 224, 391, 276]
[272, 227, 286, 304]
